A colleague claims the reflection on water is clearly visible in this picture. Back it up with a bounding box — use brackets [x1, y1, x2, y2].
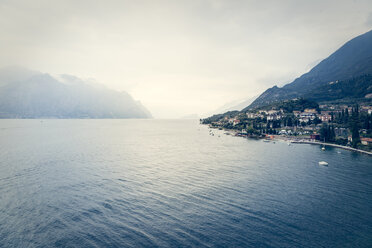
[0, 119, 371, 247]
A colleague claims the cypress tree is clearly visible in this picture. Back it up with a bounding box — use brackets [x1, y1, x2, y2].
[350, 105, 360, 148]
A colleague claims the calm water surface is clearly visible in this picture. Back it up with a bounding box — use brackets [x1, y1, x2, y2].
[0, 119, 371, 247]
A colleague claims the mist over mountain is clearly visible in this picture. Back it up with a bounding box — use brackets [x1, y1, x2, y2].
[180, 114, 200, 119]
[0, 67, 151, 118]
[206, 96, 257, 117]
[247, 29, 372, 109]
[0, 66, 40, 87]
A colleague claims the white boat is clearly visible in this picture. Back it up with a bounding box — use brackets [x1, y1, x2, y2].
[263, 139, 270, 142]
[318, 161, 328, 166]
[321, 138, 326, 151]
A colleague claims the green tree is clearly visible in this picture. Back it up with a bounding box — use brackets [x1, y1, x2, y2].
[350, 105, 360, 148]
[320, 123, 336, 142]
[287, 117, 293, 127]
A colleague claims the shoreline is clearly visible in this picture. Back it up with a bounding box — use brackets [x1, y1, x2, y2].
[207, 125, 372, 156]
[289, 140, 372, 156]
[208, 127, 372, 156]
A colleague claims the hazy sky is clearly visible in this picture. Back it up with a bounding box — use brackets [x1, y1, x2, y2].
[0, 0, 371, 118]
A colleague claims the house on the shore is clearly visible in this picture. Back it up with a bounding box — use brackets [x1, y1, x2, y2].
[361, 106, 372, 114]
[361, 137, 372, 146]
[278, 130, 288, 135]
[233, 119, 240, 126]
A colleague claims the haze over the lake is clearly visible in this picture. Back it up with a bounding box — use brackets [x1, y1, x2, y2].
[0, 0, 371, 118]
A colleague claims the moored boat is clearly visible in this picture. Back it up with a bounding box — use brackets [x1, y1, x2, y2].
[318, 161, 328, 166]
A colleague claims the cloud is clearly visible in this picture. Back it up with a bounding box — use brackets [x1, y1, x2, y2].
[366, 12, 372, 26]
[0, 0, 371, 117]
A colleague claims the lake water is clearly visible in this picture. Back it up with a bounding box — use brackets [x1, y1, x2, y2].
[0, 119, 371, 247]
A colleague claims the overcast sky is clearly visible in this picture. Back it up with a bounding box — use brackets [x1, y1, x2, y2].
[0, 0, 371, 118]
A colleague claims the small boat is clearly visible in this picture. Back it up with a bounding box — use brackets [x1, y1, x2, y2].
[321, 146, 326, 151]
[318, 161, 328, 166]
[263, 139, 270, 142]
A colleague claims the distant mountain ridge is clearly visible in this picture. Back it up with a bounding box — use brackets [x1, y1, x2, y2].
[247, 29, 372, 109]
[0, 67, 152, 118]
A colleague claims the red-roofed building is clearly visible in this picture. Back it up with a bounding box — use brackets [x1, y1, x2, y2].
[361, 137, 372, 146]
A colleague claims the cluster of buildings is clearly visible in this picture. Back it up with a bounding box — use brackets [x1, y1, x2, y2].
[244, 108, 323, 123]
[293, 109, 318, 122]
[241, 108, 333, 124]
[245, 109, 283, 120]
[216, 103, 368, 132]
[204, 103, 372, 151]
[243, 105, 371, 125]
[294, 109, 335, 123]
[320, 104, 372, 115]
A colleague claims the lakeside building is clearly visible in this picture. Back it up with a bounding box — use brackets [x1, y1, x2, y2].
[246, 113, 263, 119]
[361, 106, 372, 114]
[267, 114, 283, 121]
[361, 137, 372, 146]
[206, 103, 371, 147]
[304, 108, 317, 113]
[320, 113, 332, 122]
[299, 112, 316, 122]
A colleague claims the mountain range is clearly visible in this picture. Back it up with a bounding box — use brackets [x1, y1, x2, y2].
[0, 67, 152, 118]
[245, 29, 372, 110]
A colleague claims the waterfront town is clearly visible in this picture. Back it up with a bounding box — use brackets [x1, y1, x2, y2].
[201, 99, 372, 152]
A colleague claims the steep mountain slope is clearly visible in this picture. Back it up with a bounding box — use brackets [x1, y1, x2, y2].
[248, 29, 372, 109]
[0, 68, 152, 118]
[304, 74, 372, 103]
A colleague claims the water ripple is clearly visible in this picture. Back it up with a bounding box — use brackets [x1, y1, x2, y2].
[0, 119, 371, 247]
